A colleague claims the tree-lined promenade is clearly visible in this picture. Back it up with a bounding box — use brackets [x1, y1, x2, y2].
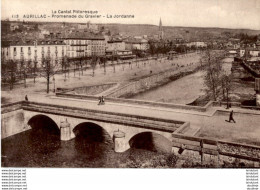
[2, 51, 204, 104]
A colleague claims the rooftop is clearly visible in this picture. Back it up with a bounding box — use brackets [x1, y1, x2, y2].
[2, 39, 66, 47]
[64, 31, 105, 40]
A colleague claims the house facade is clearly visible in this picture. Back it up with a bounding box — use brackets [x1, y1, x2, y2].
[2, 39, 67, 66]
[63, 31, 105, 58]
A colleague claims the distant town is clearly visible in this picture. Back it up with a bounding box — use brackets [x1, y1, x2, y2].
[2, 19, 260, 63]
[2, 19, 260, 77]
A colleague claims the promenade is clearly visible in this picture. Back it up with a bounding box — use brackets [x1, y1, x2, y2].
[2, 52, 202, 104]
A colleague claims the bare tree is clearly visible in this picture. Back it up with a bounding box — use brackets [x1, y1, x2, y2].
[202, 49, 224, 101]
[79, 56, 84, 76]
[91, 55, 97, 77]
[22, 59, 33, 88]
[112, 52, 116, 73]
[41, 56, 58, 93]
[73, 60, 77, 77]
[100, 56, 107, 74]
[2, 60, 17, 90]
[33, 57, 38, 83]
[61, 55, 69, 81]
[221, 73, 232, 108]
[19, 59, 27, 88]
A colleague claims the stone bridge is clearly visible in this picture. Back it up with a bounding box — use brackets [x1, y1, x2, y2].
[1, 101, 187, 152]
[2, 101, 260, 166]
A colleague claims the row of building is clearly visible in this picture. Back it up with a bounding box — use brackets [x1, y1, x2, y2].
[1, 31, 141, 64]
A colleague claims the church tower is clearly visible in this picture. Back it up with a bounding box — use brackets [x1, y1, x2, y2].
[159, 18, 164, 40]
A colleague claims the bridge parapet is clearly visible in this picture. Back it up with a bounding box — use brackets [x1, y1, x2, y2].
[56, 92, 213, 112]
[21, 101, 184, 133]
[1, 101, 24, 114]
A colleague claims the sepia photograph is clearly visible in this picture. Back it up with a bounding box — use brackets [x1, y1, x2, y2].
[1, 0, 260, 175]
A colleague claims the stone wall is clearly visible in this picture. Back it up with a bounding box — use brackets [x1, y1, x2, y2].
[1, 109, 26, 139]
[106, 69, 187, 98]
[63, 83, 116, 96]
[1, 102, 29, 139]
[172, 133, 260, 167]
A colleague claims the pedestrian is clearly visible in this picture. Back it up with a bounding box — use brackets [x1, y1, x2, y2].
[25, 95, 28, 101]
[101, 96, 105, 104]
[228, 110, 236, 123]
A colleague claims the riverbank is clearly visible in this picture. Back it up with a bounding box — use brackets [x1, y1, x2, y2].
[121, 67, 204, 105]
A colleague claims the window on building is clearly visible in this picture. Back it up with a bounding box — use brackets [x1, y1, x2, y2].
[21, 47, 23, 52]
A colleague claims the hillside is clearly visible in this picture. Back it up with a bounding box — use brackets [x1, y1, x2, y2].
[2, 20, 260, 41]
[99, 23, 260, 41]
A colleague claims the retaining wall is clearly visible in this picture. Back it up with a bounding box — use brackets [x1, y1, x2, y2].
[70, 83, 116, 95]
[106, 69, 191, 98]
[172, 133, 260, 167]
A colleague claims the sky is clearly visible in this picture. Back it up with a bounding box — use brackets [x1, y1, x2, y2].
[1, 0, 260, 30]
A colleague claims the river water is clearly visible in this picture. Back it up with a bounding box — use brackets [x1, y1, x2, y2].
[131, 70, 206, 104]
[1, 120, 172, 168]
[131, 57, 233, 104]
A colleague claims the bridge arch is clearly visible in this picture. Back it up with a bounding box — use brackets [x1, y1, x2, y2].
[72, 122, 114, 142]
[27, 114, 60, 135]
[72, 122, 114, 156]
[128, 131, 172, 153]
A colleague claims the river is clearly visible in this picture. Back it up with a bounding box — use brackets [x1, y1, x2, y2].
[1, 121, 173, 168]
[130, 57, 233, 104]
